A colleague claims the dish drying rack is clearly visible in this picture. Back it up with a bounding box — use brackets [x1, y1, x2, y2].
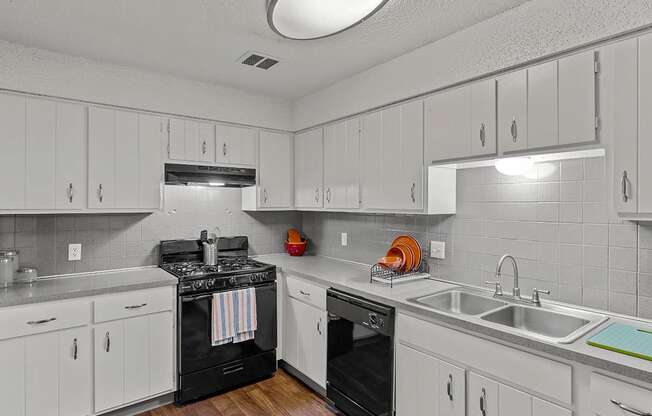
[370, 260, 429, 287]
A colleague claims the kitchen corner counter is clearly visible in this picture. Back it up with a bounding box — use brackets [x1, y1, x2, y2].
[257, 253, 652, 385]
[0, 267, 178, 307]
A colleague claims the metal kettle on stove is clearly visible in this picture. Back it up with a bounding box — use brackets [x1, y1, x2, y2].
[200, 230, 218, 266]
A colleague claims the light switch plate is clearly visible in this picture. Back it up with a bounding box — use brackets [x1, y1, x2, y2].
[430, 241, 445, 259]
[68, 243, 82, 261]
[341, 232, 348, 247]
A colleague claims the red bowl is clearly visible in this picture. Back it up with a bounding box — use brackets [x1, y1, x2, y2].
[285, 240, 307, 256]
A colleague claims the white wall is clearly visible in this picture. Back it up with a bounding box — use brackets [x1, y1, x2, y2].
[292, 0, 652, 131]
[0, 39, 292, 130]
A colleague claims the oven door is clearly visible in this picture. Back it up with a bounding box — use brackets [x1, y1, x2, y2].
[178, 282, 277, 375]
[327, 290, 394, 416]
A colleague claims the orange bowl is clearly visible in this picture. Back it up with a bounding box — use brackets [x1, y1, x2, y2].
[378, 256, 403, 270]
[285, 240, 307, 256]
[394, 243, 414, 272]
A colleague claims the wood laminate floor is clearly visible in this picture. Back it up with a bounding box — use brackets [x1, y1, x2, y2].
[137, 370, 337, 416]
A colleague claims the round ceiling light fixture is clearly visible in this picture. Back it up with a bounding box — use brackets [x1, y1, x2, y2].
[267, 0, 389, 40]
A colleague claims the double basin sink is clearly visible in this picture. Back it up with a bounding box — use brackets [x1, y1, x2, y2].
[409, 288, 608, 344]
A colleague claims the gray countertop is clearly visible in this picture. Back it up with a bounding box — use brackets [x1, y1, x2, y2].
[256, 253, 652, 385]
[0, 267, 177, 307]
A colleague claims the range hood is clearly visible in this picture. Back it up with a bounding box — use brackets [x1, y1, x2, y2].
[165, 163, 256, 188]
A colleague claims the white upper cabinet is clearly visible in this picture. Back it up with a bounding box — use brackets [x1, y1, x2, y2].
[323, 118, 360, 209]
[558, 50, 597, 145]
[0, 94, 26, 210]
[425, 86, 471, 162]
[198, 122, 215, 163]
[294, 128, 323, 209]
[527, 60, 558, 150]
[168, 117, 203, 162]
[215, 124, 258, 167]
[361, 101, 424, 211]
[25, 98, 57, 210]
[498, 69, 528, 153]
[470, 79, 497, 156]
[257, 130, 292, 209]
[55, 102, 87, 210]
[638, 34, 652, 214]
[89, 107, 162, 210]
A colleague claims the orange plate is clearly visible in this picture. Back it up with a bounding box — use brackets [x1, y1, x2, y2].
[394, 243, 414, 273]
[384, 246, 405, 269]
[392, 235, 421, 272]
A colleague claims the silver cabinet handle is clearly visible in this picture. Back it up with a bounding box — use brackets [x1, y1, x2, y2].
[480, 387, 487, 416]
[73, 338, 78, 360]
[410, 182, 416, 203]
[315, 187, 320, 203]
[299, 290, 311, 297]
[222, 142, 227, 156]
[510, 117, 518, 143]
[610, 399, 651, 416]
[68, 183, 74, 203]
[202, 140, 207, 155]
[317, 319, 322, 335]
[124, 303, 147, 310]
[326, 188, 331, 203]
[98, 184, 103, 203]
[480, 123, 486, 147]
[622, 170, 630, 202]
[446, 374, 453, 401]
[27, 317, 56, 325]
[105, 332, 111, 353]
[263, 188, 268, 204]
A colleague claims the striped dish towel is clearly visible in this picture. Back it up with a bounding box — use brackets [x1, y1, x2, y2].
[211, 288, 258, 346]
[232, 287, 257, 343]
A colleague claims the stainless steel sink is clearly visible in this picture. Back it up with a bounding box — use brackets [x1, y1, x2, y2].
[410, 289, 507, 315]
[480, 304, 607, 343]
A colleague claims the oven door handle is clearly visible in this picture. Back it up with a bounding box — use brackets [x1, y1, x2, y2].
[181, 294, 214, 302]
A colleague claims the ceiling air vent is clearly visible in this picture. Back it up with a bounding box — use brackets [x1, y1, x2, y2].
[238, 52, 280, 70]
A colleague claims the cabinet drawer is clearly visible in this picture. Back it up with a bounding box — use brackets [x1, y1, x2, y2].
[286, 275, 326, 310]
[398, 313, 572, 404]
[590, 373, 652, 416]
[94, 287, 174, 323]
[0, 300, 90, 341]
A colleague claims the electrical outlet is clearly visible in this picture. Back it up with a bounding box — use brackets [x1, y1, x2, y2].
[68, 243, 82, 261]
[430, 241, 445, 259]
[341, 232, 348, 247]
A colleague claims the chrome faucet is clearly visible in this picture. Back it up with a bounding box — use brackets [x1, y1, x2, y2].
[486, 254, 550, 306]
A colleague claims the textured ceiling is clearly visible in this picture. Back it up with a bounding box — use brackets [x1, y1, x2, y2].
[0, 0, 530, 99]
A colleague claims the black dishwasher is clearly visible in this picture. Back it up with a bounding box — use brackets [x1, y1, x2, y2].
[326, 289, 395, 416]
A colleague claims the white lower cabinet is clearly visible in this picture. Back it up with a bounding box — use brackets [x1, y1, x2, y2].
[0, 338, 26, 415]
[396, 344, 445, 416]
[439, 360, 466, 416]
[590, 373, 652, 416]
[94, 311, 174, 413]
[468, 373, 499, 416]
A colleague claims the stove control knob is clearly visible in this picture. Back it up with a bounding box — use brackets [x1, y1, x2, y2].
[249, 275, 257, 282]
[206, 279, 215, 288]
[193, 281, 203, 290]
[229, 277, 236, 285]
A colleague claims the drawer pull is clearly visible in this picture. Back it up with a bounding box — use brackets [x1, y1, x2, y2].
[610, 399, 651, 416]
[27, 317, 56, 325]
[105, 332, 111, 352]
[299, 290, 311, 297]
[73, 338, 78, 360]
[124, 303, 148, 310]
[480, 387, 487, 416]
[446, 374, 453, 401]
[223, 363, 244, 375]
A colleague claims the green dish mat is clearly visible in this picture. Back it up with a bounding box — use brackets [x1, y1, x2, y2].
[587, 323, 652, 362]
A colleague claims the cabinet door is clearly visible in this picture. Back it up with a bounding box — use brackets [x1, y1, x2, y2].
[284, 297, 300, 368]
[468, 372, 498, 416]
[532, 398, 571, 416]
[499, 384, 532, 416]
[471, 79, 497, 156]
[115, 110, 139, 208]
[168, 118, 185, 160]
[294, 129, 323, 208]
[394, 100, 424, 211]
[198, 122, 215, 163]
[124, 316, 150, 403]
[25, 98, 56, 209]
[55, 102, 86, 210]
[498, 69, 528, 152]
[559, 50, 597, 145]
[324, 119, 360, 209]
[360, 111, 383, 209]
[0, 338, 25, 416]
[184, 120, 200, 162]
[88, 107, 115, 208]
[139, 114, 163, 209]
[0, 94, 26, 209]
[259, 131, 292, 208]
[602, 38, 638, 214]
[238, 126, 258, 167]
[26, 332, 59, 416]
[639, 35, 652, 213]
[94, 321, 124, 412]
[396, 344, 439, 416]
[59, 327, 92, 416]
[149, 312, 174, 394]
[439, 360, 466, 416]
[425, 86, 471, 162]
[527, 60, 558, 150]
[306, 307, 327, 388]
[215, 124, 231, 164]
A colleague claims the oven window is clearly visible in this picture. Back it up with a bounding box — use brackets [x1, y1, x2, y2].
[327, 317, 392, 416]
[179, 283, 277, 375]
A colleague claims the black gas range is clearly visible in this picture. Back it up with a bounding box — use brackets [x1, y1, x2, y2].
[159, 236, 277, 405]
